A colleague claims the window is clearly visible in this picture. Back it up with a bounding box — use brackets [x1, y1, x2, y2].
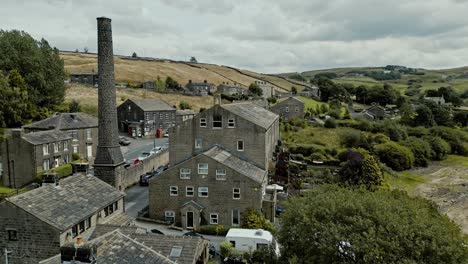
[159, 113, 163, 119]
[233, 188, 241, 199]
[114, 201, 118, 211]
[170, 246, 183, 258]
[104, 203, 116, 217]
[232, 209, 240, 226]
[63, 141, 68, 151]
[216, 169, 226, 180]
[170, 186, 178, 196]
[200, 118, 207, 127]
[295, 107, 299, 112]
[237, 140, 244, 151]
[72, 225, 78, 238]
[285, 107, 289, 112]
[53, 143, 59, 153]
[85, 217, 91, 229]
[78, 221, 85, 234]
[166, 113, 169, 119]
[43, 159, 50, 170]
[198, 187, 208, 197]
[43, 144, 49, 155]
[213, 115, 222, 128]
[86, 129, 92, 139]
[198, 163, 208, 174]
[186, 186, 194, 197]
[7, 229, 17, 241]
[195, 138, 202, 149]
[228, 119, 235, 128]
[165, 211, 175, 224]
[180, 168, 191, 179]
[210, 213, 219, 224]
[73, 145, 78, 154]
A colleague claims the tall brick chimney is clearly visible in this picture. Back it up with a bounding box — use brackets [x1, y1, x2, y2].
[93, 17, 125, 189]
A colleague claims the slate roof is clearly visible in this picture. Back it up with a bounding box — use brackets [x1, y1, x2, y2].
[274, 97, 305, 106]
[21, 130, 72, 145]
[221, 102, 279, 129]
[128, 233, 208, 264]
[131, 99, 176, 112]
[203, 145, 266, 183]
[24, 112, 98, 130]
[89, 224, 147, 240]
[7, 174, 125, 231]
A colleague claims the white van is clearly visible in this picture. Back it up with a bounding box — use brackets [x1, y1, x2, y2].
[225, 228, 280, 255]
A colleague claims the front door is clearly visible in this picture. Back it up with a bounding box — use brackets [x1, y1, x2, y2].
[187, 211, 194, 229]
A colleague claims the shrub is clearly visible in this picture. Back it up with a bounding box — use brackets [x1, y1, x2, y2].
[220, 241, 235, 258]
[430, 126, 468, 156]
[324, 118, 337, 128]
[372, 120, 408, 141]
[375, 142, 415, 171]
[338, 148, 383, 190]
[240, 207, 275, 233]
[289, 144, 324, 156]
[423, 136, 451, 161]
[72, 153, 80, 161]
[407, 126, 430, 138]
[36, 163, 73, 182]
[339, 130, 371, 149]
[179, 101, 191, 110]
[401, 137, 432, 167]
[195, 225, 230, 236]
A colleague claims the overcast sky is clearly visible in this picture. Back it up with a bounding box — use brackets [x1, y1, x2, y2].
[2, 0, 468, 73]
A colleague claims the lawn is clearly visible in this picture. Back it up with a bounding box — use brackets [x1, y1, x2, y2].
[383, 171, 428, 195]
[297, 96, 327, 109]
[440, 155, 468, 167]
[282, 126, 359, 150]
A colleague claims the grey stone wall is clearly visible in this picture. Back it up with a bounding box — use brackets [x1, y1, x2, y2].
[122, 150, 169, 189]
[149, 154, 265, 228]
[270, 98, 305, 121]
[0, 202, 61, 264]
[169, 105, 279, 170]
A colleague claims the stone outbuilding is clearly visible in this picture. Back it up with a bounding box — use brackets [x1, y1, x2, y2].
[270, 97, 305, 121]
[185, 80, 216, 96]
[70, 73, 98, 87]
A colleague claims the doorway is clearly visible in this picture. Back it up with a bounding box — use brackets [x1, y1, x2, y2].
[187, 211, 194, 229]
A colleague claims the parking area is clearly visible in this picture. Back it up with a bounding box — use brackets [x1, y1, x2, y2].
[120, 134, 168, 161]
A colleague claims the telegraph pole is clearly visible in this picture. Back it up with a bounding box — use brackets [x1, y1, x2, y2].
[4, 248, 12, 264]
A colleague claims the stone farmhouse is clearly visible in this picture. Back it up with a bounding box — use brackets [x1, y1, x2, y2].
[1, 129, 72, 188]
[217, 83, 247, 96]
[185, 80, 216, 96]
[117, 98, 176, 137]
[423, 96, 447, 106]
[168, 101, 280, 170]
[254, 80, 276, 98]
[69, 72, 98, 87]
[23, 112, 98, 163]
[353, 104, 387, 121]
[149, 100, 280, 229]
[0, 174, 131, 264]
[300, 86, 320, 98]
[150, 145, 268, 229]
[270, 97, 305, 121]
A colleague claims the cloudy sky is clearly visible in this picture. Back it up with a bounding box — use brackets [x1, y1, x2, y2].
[2, 0, 468, 73]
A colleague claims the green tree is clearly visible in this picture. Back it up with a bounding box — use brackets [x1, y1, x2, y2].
[374, 141, 414, 171]
[165, 76, 180, 90]
[0, 70, 35, 127]
[132, 52, 137, 58]
[401, 137, 432, 167]
[179, 101, 191, 110]
[278, 185, 468, 264]
[324, 117, 337, 128]
[0, 30, 65, 111]
[190, 56, 198, 63]
[154, 76, 165, 91]
[291, 86, 297, 95]
[339, 149, 383, 190]
[249, 83, 263, 97]
[414, 104, 435, 127]
[399, 101, 414, 125]
[423, 136, 451, 160]
[240, 207, 275, 232]
[453, 111, 468, 127]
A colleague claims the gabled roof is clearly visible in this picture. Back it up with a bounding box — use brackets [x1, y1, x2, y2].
[24, 112, 98, 130]
[22, 130, 71, 145]
[181, 200, 205, 210]
[127, 99, 175, 112]
[7, 174, 125, 231]
[221, 102, 279, 129]
[275, 97, 305, 106]
[202, 145, 266, 183]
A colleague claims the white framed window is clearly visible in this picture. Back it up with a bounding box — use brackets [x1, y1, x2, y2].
[198, 187, 208, 197]
[186, 186, 194, 197]
[195, 138, 202, 149]
[198, 163, 208, 174]
[63, 141, 68, 151]
[53, 143, 59, 153]
[228, 119, 235, 128]
[295, 107, 299, 112]
[200, 118, 207, 127]
[237, 140, 244, 151]
[73, 145, 78, 154]
[165, 210, 175, 224]
[233, 188, 241, 199]
[232, 209, 240, 226]
[43, 159, 50, 170]
[86, 129, 92, 139]
[210, 213, 219, 224]
[170, 246, 183, 258]
[180, 168, 191, 179]
[170, 186, 178, 196]
[216, 169, 226, 180]
[213, 115, 222, 128]
[285, 107, 289, 112]
[43, 144, 49, 155]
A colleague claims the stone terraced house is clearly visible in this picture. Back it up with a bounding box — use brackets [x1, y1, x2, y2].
[270, 97, 305, 121]
[0, 174, 131, 264]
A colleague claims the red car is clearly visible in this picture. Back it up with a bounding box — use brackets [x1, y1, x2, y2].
[124, 158, 141, 169]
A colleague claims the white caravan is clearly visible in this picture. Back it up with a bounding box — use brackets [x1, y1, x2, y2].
[225, 228, 280, 255]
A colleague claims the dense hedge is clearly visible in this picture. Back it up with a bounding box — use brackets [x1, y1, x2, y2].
[36, 163, 73, 181]
[195, 225, 230, 236]
[423, 136, 451, 161]
[401, 137, 432, 167]
[375, 142, 414, 171]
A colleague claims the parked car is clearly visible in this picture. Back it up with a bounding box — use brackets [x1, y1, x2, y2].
[124, 158, 141, 169]
[119, 136, 131, 146]
[150, 146, 162, 155]
[139, 172, 153, 186]
[153, 166, 165, 176]
[183, 231, 204, 239]
[138, 152, 151, 160]
[163, 132, 169, 138]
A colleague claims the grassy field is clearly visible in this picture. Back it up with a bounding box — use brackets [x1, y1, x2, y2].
[65, 84, 215, 115]
[282, 126, 358, 150]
